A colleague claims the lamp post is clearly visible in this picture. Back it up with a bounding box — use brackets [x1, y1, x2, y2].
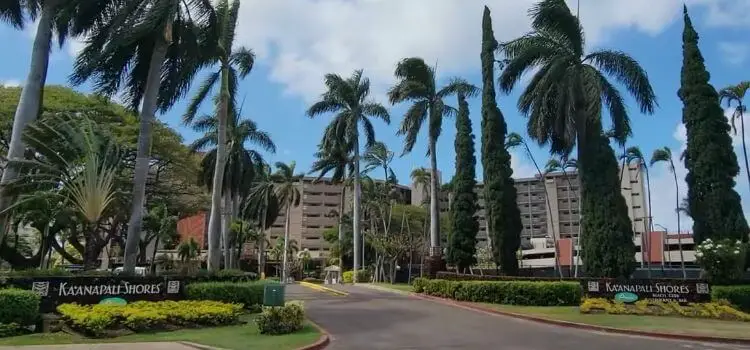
[655, 224, 669, 275]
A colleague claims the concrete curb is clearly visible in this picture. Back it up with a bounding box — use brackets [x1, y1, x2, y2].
[358, 284, 750, 346]
[299, 282, 348, 296]
[178, 341, 228, 350]
[295, 320, 331, 350]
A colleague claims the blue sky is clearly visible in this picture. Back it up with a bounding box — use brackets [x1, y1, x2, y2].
[1, 0, 750, 233]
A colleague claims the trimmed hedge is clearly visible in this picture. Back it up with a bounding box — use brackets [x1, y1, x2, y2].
[0, 289, 40, 326]
[255, 301, 305, 335]
[713, 285, 750, 312]
[415, 279, 581, 306]
[581, 298, 750, 321]
[438, 271, 584, 282]
[342, 270, 370, 283]
[185, 281, 272, 310]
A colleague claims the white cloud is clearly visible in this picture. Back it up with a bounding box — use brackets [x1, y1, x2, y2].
[718, 42, 750, 65]
[0, 80, 22, 87]
[233, 0, 713, 103]
[701, 0, 750, 27]
[510, 150, 540, 179]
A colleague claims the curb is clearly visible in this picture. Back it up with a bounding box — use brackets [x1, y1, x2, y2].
[295, 320, 331, 350]
[299, 281, 349, 296]
[178, 341, 227, 350]
[410, 293, 750, 346]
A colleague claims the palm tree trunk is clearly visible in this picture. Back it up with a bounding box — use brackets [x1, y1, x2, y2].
[123, 22, 172, 274]
[644, 163, 653, 279]
[428, 138, 440, 257]
[352, 137, 362, 283]
[672, 169, 686, 279]
[740, 108, 750, 190]
[150, 236, 160, 274]
[0, 1, 57, 241]
[222, 193, 231, 269]
[338, 184, 346, 275]
[282, 206, 291, 283]
[207, 64, 231, 271]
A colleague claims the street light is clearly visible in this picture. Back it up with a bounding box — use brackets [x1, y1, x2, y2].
[655, 224, 669, 272]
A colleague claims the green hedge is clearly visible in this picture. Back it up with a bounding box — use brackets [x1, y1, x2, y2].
[0, 289, 40, 325]
[342, 270, 370, 283]
[713, 285, 750, 312]
[185, 281, 272, 310]
[255, 301, 305, 335]
[414, 279, 581, 306]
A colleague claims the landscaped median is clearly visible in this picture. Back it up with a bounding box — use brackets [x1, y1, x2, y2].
[368, 278, 750, 344]
[0, 281, 327, 350]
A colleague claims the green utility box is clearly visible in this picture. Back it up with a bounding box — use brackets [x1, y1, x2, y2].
[263, 284, 285, 306]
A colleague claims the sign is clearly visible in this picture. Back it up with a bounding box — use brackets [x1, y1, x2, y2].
[11, 277, 184, 312]
[582, 279, 711, 304]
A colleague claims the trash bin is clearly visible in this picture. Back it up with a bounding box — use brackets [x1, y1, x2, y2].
[263, 284, 285, 306]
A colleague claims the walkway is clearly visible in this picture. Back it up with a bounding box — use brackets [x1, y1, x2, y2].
[291, 284, 750, 350]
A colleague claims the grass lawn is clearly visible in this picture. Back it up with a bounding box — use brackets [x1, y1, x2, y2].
[370, 283, 413, 293]
[0, 315, 321, 349]
[481, 304, 750, 339]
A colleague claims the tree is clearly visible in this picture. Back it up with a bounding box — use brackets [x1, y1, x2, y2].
[362, 141, 396, 182]
[545, 157, 580, 276]
[499, 0, 656, 277]
[182, 0, 254, 271]
[680, 7, 748, 245]
[306, 70, 390, 283]
[446, 92, 479, 273]
[143, 203, 178, 273]
[177, 238, 201, 274]
[388, 57, 477, 268]
[651, 147, 687, 279]
[270, 161, 304, 283]
[480, 6, 523, 275]
[0, 1, 114, 239]
[507, 132, 562, 277]
[719, 81, 750, 192]
[242, 163, 281, 277]
[70, 0, 216, 274]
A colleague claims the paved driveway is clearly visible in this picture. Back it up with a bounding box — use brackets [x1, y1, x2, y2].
[292, 284, 750, 350]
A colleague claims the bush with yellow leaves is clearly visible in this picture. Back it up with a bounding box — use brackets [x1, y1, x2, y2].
[580, 298, 750, 322]
[57, 300, 243, 337]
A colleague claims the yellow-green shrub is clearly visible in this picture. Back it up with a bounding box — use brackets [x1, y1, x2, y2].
[416, 279, 581, 306]
[580, 298, 750, 322]
[342, 270, 370, 283]
[255, 301, 305, 335]
[412, 278, 428, 293]
[57, 300, 243, 337]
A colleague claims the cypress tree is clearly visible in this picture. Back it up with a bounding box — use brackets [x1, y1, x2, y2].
[680, 7, 749, 244]
[446, 92, 479, 272]
[480, 6, 522, 275]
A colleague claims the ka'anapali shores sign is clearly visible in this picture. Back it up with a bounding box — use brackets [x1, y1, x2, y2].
[582, 279, 711, 303]
[22, 277, 183, 312]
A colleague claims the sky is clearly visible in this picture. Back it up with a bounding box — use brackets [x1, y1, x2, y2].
[1, 0, 750, 235]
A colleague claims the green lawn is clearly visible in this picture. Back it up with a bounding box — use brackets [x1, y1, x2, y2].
[481, 304, 750, 339]
[370, 283, 413, 293]
[0, 316, 321, 349]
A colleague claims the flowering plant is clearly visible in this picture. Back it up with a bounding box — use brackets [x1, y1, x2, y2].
[695, 238, 747, 284]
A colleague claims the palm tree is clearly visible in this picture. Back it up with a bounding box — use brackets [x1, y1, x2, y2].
[191, 107, 275, 269]
[499, 0, 656, 278]
[621, 146, 653, 274]
[243, 163, 281, 277]
[143, 204, 178, 273]
[362, 141, 396, 183]
[177, 238, 201, 274]
[506, 132, 562, 278]
[650, 147, 686, 279]
[719, 81, 750, 190]
[269, 161, 304, 283]
[306, 70, 390, 283]
[309, 140, 354, 272]
[388, 57, 478, 262]
[545, 157, 580, 276]
[0, 1, 114, 240]
[181, 0, 254, 271]
[70, 0, 216, 273]
[410, 167, 431, 206]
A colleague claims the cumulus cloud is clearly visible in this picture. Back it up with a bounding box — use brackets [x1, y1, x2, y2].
[0, 80, 22, 87]
[510, 150, 540, 179]
[718, 42, 750, 65]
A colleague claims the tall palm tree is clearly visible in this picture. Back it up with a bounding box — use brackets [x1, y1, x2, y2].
[362, 141, 396, 183]
[243, 163, 281, 277]
[388, 57, 478, 262]
[410, 167, 431, 207]
[309, 140, 353, 271]
[190, 108, 275, 269]
[719, 81, 750, 190]
[70, 0, 216, 273]
[0, 1, 114, 240]
[650, 147, 687, 279]
[621, 146, 653, 274]
[545, 157, 580, 276]
[269, 161, 304, 283]
[306, 70, 390, 283]
[506, 132, 562, 277]
[181, 0, 254, 271]
[499, 0, 656, 278]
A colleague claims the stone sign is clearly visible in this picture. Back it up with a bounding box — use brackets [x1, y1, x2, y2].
[582, 279, 711, 304]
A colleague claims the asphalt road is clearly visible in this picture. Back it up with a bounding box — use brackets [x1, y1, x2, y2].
[291, 284, 750, 350]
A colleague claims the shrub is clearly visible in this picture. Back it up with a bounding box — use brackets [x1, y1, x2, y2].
[342, 270, 370, 283]
[0, 289, 40, 326]
[255, 301, 305, 335]
[57, 300, 242, 337]
[696, 238, 747, 284]
[412, 278, 428, 293]
[580, 298, 750, 321]
[185, 281, 270, 309]
[436, 271, 579, 282]
[417, 279, 581, 306]
[0, 268, 72, 278]
[302, 277, 323, 284]
[214, 269, 258, 281]
[713, 285, 750, 312]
